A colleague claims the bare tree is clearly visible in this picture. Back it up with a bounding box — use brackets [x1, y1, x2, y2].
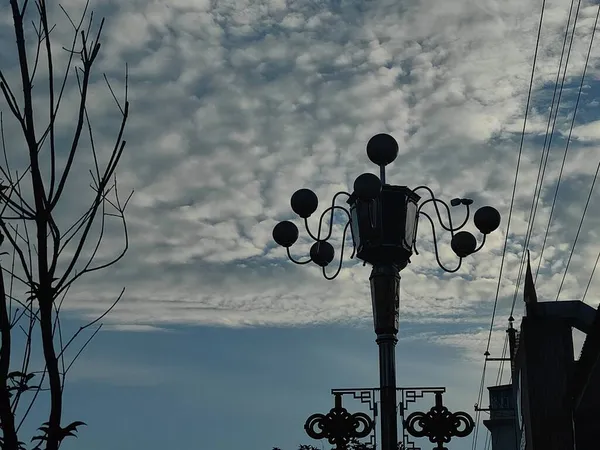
[0, 1, 130, 449]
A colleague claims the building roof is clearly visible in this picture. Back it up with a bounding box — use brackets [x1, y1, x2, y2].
[524, 250, 537, 306]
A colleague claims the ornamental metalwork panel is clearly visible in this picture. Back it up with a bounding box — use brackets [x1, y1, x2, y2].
[404, 392, 474, 450]
[400, 388, 447, 449]
[330, 389, 378, 448]
[325, 386, 448, 450]
[304, 393, 374, 450]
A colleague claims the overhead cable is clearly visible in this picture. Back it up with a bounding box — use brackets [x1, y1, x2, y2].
[474, 2, 547, 449]
[535, 0, 598, 280]
[555, 4, 600, 301]
[510, 0, 582, 316]
[556, 159, 600, 301]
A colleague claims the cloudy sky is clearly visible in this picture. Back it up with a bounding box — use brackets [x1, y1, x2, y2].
[1, 0, 600, 449]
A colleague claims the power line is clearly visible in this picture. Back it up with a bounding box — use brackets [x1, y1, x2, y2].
[536, 0, 597, 281]
[481, 335, 510, 450]
[483, 429, 491, 450]
[496, 333, 509, 385]
[474, 2, 547, 449]
[533, 0, 582, 278]
[582, 246, 600, 303]
[484, 0, 547, 353]
[471, 359, 488, 450]
[556, 158, 600, 301]
[474, 0, 598, 446]
[510, 0, 582, 316]
[555, 2, 600, 301]
[556, 5, 600, 300]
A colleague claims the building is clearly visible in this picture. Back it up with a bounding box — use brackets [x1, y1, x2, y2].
[482, 384, 517, 450]
[484, 255, 600, 450]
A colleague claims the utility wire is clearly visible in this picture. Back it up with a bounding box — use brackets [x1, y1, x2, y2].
[483, 430, 491, 450]
[492, 335, 509, 450]
[474, 2, 548, 448]
[475, 334, 509, 450]
[582, 247, 600, 303]
[536, 0, 598, 280]
[474, 2, 546, 449]
[484, 336, 509, 450]
[496, 334, 509, 385]
[532, 0, 580, 272]
[555, 4, 600, 301]
[510, 0, 581, 316]
[471, 359, 488, 450]
[556, 159, 600, 301]
[484, 0, 547, 354]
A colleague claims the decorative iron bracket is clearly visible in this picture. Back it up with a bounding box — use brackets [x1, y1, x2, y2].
[304, 393, 374, 450]
[328, 387, 447, 449]
[404, 392, 474, 450]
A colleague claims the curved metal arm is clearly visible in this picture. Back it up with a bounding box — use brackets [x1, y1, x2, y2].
[412, 186, 470, 233]
[303, 191, 352, 242]
[285, 191, 356, 278]
[323, 221, 353, 280]
[416, 211, 462, 273]
[304, 205, 352, 243]
[286, 247, 312, 265]
[417, 198, 470, 233]
[472, 233, 486, 254]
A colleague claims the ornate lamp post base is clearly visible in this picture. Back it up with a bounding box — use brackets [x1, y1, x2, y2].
[303, 387, 474, 449]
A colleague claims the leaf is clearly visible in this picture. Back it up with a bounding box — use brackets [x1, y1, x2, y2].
[31, 435, 48, 442]
[58, 421, 87, 441]
[7, 371, 26, 379]
[63, 420, 86, 433]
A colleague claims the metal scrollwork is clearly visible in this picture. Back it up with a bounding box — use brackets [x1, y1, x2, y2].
[304, 393, 374, 449]
[404, 392, 475, 450]
[272, 134, 501, 279]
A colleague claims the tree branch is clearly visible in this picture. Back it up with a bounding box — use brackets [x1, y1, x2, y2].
[49, 16, 104, 210]
[0, 265, 19, 450]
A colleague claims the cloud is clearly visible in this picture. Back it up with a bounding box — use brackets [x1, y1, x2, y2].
[571, 119, 600, 140]
[1, 0, 600, 361]
[103, 324, 171, 332]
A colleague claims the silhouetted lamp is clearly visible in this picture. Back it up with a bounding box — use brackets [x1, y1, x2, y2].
[272, 133, 501, 275]
[271, 133, 501, 450]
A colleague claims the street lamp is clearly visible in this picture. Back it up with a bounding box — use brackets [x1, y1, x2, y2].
[272, 133, 500, 450]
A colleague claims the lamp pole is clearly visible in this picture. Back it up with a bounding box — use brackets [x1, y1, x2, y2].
[371, 264, 400, 450]
[272, 133, 501, 450]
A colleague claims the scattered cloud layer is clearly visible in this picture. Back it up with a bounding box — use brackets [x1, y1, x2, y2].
[2, 0, 600, 360]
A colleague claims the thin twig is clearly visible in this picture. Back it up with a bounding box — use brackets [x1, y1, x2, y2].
[57, 288, 124, 360]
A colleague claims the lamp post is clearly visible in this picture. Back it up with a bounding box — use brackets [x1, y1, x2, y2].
[272, 133, 501, 450]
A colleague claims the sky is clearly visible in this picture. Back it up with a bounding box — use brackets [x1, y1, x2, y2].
[1, 0, 600, 449]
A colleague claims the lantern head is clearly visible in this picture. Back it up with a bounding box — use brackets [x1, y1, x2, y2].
[348, 184, 420, 270]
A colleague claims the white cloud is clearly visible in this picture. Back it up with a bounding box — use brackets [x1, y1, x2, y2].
[1, 0, 600, 363]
